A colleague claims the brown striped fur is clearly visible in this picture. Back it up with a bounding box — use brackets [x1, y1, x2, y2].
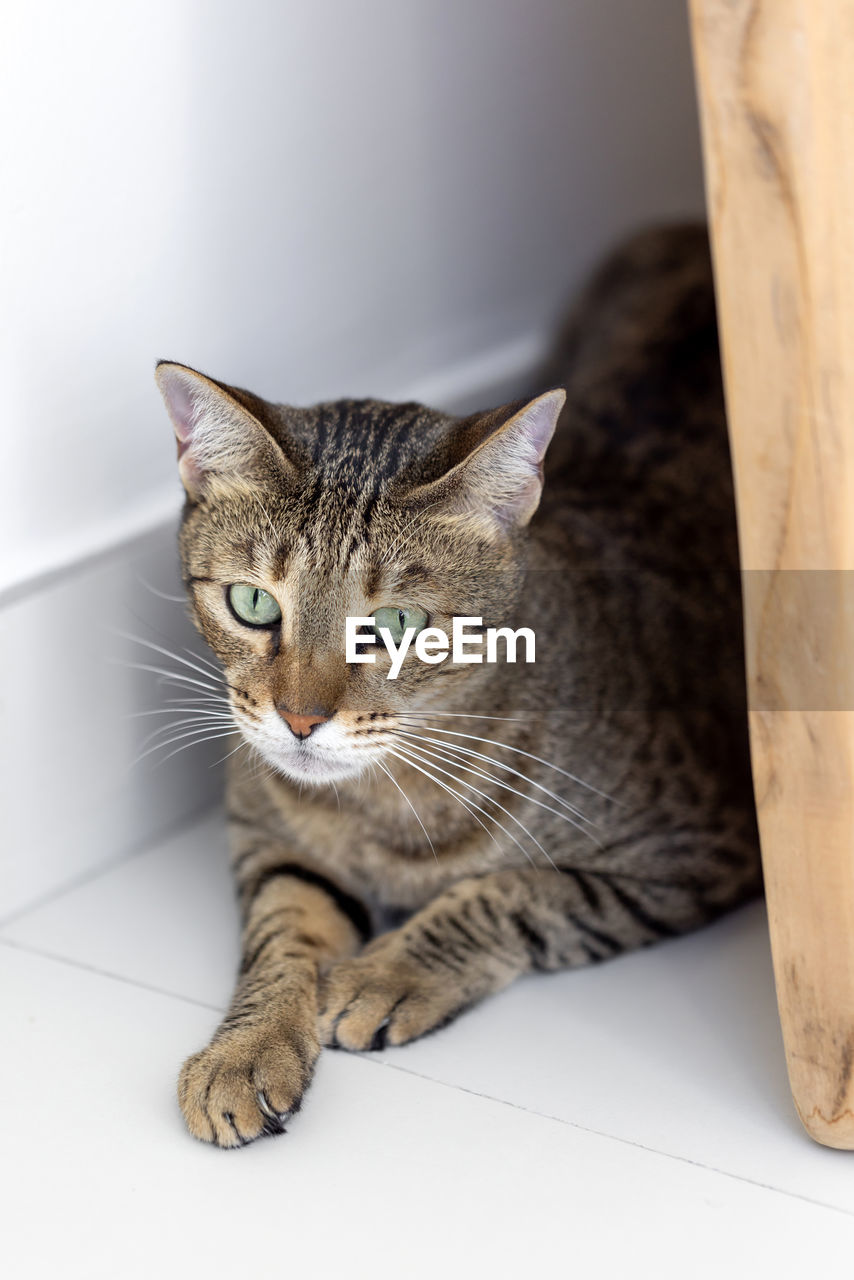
[157, 225, 760, 1147]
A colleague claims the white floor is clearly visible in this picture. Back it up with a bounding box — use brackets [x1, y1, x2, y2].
[3, 811, 853, 1279]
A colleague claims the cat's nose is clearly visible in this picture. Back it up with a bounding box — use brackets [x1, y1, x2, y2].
[276, 708, 331, 739]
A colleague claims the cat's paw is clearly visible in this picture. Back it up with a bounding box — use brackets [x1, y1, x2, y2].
[318, 936, 470, 1051]
[177, 1022, 319, 1148]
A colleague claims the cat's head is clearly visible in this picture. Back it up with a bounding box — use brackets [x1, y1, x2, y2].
[156, 362, 564, 785]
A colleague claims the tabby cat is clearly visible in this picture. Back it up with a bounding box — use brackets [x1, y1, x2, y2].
[155, 225, 760, 1148]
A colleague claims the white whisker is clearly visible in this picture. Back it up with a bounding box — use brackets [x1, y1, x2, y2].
[184, 646, 224, 676]
[387, 747, 532, 867]
[113, 660, 223, 696]
[244, 744, 277, 785]
[164, 692, 231, 707]
[154, 731, 240, 768]
[396, 735, 601, 851]
[136, 575, 187, 603]
[211, 738, 251, 768]
[133, 725, 238, 767]
[375, 759, 437, 863]
[114, 632, 227, 687]
[137, 717, 234, 746]
[403, 711, 525, 723]
[136, 710, 234, 745]
[129, 705, 233, 719]
[396, 728, 598, 829]
[398, 722, 619, 805]
[393, 741, 559, 870]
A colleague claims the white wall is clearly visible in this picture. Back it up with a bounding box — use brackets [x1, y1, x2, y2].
[0, 0, 707, 915]
[1, 0, 705, 595]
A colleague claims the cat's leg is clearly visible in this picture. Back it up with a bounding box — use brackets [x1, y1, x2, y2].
[318, 863, 737, 1051]
[178, 840, 370, 1147]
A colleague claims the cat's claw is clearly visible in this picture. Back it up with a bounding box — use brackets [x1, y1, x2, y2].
[318, 940, 469, 1051]
[256, 1090, 297, 1134]
[177, 1027, 317, 1148]
[369, 1018, 391, 1052]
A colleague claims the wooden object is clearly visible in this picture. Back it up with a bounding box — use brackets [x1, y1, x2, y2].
[690, 0, 854, 1148]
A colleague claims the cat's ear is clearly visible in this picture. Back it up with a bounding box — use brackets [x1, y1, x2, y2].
[420, 390, 566, 532]
[155, 361, 294, 500]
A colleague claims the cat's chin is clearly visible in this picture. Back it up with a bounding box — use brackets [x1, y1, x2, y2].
[261, 748, 370, 787]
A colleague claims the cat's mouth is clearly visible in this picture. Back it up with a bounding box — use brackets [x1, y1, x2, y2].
[237, 714, 389, 786]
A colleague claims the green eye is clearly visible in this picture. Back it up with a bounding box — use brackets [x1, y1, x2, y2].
[372, 606, 428, 645]
[228, 583, 282, 627]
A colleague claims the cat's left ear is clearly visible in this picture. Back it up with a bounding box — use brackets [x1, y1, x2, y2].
[423, 390, 566, 532]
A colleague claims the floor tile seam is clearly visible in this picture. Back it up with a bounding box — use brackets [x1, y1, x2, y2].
[5, 934, 849, 1220]
[367, 1057, 854, 1219]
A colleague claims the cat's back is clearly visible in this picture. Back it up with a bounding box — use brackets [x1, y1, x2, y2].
[536, 224, 737, 578]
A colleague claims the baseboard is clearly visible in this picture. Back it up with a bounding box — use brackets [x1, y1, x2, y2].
[0, 329, 550, 609]
[0, 521, 225, 921]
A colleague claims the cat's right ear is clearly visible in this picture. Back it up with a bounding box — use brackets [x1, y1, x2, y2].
[155, 361, 293, 500]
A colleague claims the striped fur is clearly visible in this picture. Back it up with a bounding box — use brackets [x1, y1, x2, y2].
[160, 225, 760, 1147]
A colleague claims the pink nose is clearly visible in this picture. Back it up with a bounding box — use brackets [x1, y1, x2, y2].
[277, 710, 330, 739]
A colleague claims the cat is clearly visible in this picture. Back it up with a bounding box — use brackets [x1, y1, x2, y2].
[155, 224, 760, 1148]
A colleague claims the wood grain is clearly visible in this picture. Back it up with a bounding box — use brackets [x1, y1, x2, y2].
[690, 0, 854, 1148]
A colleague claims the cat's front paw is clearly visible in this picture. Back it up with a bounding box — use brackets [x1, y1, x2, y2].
[177, 1021, 319, 1148]
[318, 935, 471, 1051]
